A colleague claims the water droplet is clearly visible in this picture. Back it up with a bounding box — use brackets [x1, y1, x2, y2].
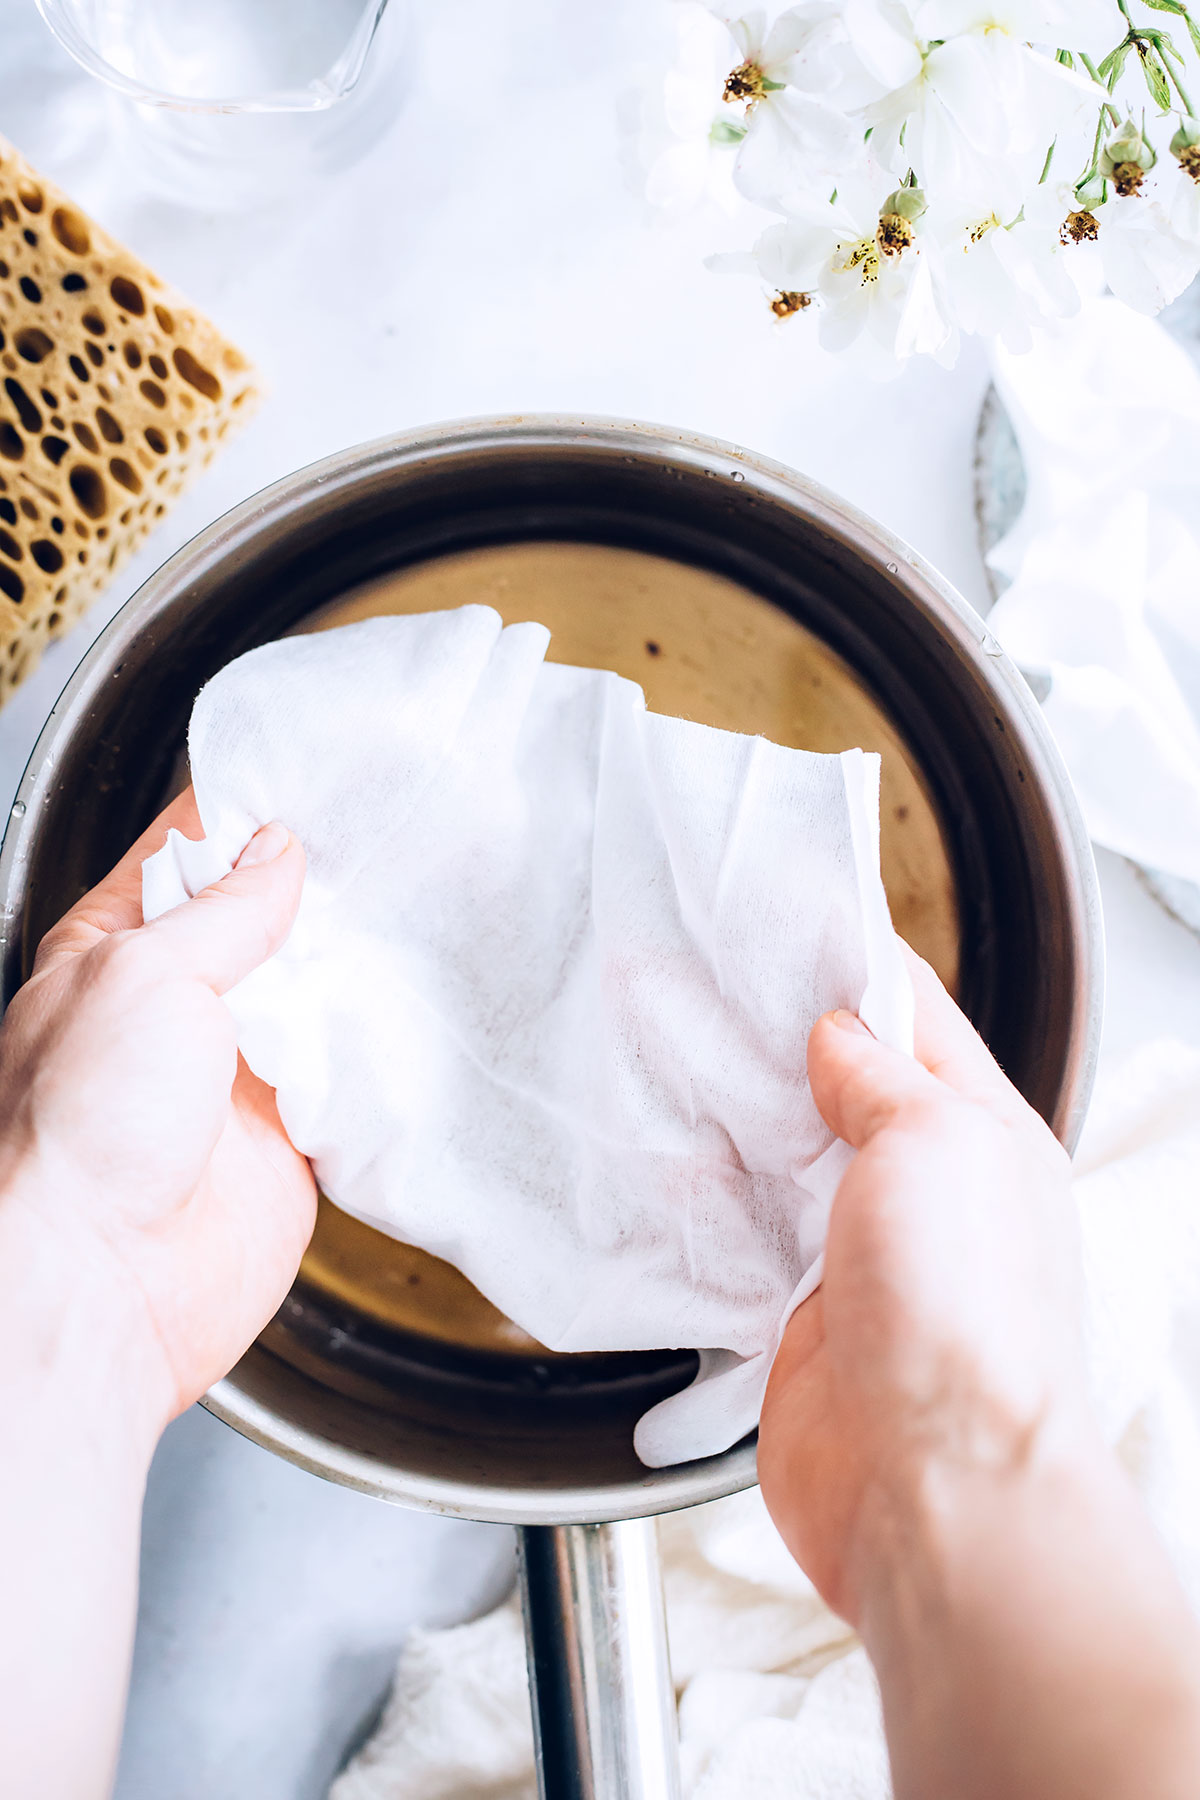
[730, 470, 745, 483]
[981, 631, 1004, 657]
[886, 561, 899, 575]
[10, 800, 25, 818]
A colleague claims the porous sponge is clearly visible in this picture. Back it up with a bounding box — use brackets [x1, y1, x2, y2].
[0, 136, 259, 698]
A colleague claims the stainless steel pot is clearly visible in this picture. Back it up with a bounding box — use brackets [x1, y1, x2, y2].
[0, 417, 1103, 1798]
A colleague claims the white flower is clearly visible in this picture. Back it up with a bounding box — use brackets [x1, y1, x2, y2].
[682, 0, 1200, 358]
[711, 5, 866, 205]
[844, 0, 1105, 182]
[918, 0, 1116, 58]
[1170, 150, 1200, 243]
[752, 168, 958, 363]
[714, 1, 876, 98]
[933, 190, 1081, 351]
[642, 4, 755, 214]
[1034, 175, 1200, 315]
[1093, 186, 1200, 314]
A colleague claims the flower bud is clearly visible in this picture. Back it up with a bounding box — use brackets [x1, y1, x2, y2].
[1075, 173, 1106, 209]
[881, 185, 928, 222]
[1099, 117, 1157, 195]
[1104, 117, 1158, 171]
[1173, 118, 1200, 183]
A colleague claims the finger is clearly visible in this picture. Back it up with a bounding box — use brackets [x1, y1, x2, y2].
[139, 822, 306, 996]
[35, 786, 203, 966]
[807, 1007, 949, 1150]
[902, 943, 1029, 1115]
[769, 1287, 825, 1391]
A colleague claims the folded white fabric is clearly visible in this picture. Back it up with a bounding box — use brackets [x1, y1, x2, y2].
[328, 1489, 888, 1800]
[142, 605, 912, 1466]
[988, 296, 1200, 893]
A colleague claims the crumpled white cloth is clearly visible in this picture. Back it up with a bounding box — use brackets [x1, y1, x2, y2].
[329, 1035, 1200, 1800]
[142, 605, 912, 1467]
[988, 297, 1200, 891]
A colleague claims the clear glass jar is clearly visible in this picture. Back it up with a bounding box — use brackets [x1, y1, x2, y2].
[34, 0, 408, 208]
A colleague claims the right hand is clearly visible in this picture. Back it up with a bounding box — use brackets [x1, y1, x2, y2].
[758, 949, 1098, 1624]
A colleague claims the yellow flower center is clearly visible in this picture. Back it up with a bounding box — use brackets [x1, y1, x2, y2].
[769, 290, 812, 317]
[1112, 161, 1146, 197]
[968, 213, 1001, 245]
[723, 61, 767, 104]
[1179, 143, 1200, 183]
[1060, 209, 1099, 245]
[876, 213, 914, 257]
[833, 237, 881, 284]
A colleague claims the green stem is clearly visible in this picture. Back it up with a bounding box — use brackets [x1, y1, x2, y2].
[1039, 138, 1057, 182]
[1105, 0, 1199, 117]
[1167, 59, 1197, 114]
[1079, 50, 1123, 120]
[1078, 106, 1107, 189]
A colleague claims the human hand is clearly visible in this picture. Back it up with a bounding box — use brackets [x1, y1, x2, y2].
[759, 949, 1097, 1626]
[0, 789, 316, 1429]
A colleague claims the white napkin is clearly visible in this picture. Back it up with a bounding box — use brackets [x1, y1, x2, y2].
[988, 296, 1200, 892]
[328, 1037, 1200, 1800]
[142, 604, 912, 1467]
[328, 1494, 887, 1800]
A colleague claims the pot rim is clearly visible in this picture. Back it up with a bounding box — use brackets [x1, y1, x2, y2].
[0, 413, 1104, 1522]
[201, 1379, 763, 1524]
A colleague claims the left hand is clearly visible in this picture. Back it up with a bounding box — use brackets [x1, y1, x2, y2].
[0, 789, 317, 1427]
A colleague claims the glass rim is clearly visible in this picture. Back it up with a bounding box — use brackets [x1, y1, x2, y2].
[34, 0, 390, 113]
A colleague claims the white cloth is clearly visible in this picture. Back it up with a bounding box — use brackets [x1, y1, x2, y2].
[988, 297, 1200, 891]
[329, 1036, 1200, 1800]
[142, 604, 912, 1467]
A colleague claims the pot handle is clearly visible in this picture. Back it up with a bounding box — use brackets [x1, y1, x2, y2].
[517, 1518, 681, 1800]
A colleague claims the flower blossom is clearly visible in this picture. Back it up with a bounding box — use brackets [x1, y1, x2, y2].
[843, 0, 1105, 182]
[659, 0, 1200, 365]
[751, 169, 957, 362]
[712, 5, 866, 202]
[1047, 174, 1200, 314]
[642, 4, 757, 214]
[933, 195, 1082, 351]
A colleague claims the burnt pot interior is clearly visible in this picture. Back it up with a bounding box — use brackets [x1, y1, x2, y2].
[0, 423, 1097, 1521]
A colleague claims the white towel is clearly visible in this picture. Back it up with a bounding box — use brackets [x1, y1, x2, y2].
[142, 604, 912, 1467]
[988, 297, 1200, 893]
[329, 1036, 1200, 1800]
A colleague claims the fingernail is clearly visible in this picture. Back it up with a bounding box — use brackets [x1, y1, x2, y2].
[830, 1008, 870, 1035]
[235, 820, 290, 869]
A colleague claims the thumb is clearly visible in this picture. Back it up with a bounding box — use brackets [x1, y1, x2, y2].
[808, 1008, 946, 1151]
[140, 821, 306, 995]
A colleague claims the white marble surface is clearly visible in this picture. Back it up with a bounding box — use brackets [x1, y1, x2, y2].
[4, 0, 1200, 1792]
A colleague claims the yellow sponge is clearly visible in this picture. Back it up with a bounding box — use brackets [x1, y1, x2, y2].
[0, 136, 259, 697]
